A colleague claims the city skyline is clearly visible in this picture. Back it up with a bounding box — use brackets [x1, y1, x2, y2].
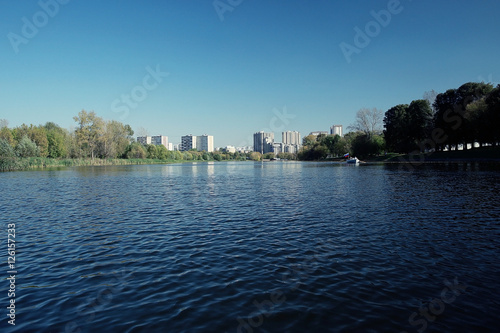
[1, 2, 499, 147]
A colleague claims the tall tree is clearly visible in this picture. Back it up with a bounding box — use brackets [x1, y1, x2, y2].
[73, 110, 104, 159]
[484, 85, 500, 145]
[384, 104, 410, 153]
[349, 108, 383, 139]
[407, 99, 433, 152]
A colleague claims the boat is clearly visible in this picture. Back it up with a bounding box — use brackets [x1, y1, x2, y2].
[346, 157, 359, 164]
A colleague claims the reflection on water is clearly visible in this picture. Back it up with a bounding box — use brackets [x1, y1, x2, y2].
[1, 161, 499, 332]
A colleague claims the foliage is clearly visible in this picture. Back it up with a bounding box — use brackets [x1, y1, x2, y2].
[126, 142, 147, 159]
[349, 108, 383, 139]
[432, 82, 494, 151]
[249, 152, 262, 161]
[73, 110, 104, 159]
[351, 134, 385, 158]
[0, 138, 16, 157]
[15, 136, 39, 157]
[263, 152, 275, 159]
[298, 134, 347, 160]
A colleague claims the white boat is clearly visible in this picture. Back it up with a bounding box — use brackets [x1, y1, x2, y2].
[346, 157, 359, 164]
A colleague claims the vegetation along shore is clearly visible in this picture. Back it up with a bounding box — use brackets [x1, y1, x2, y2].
[1, 81, 499, 171]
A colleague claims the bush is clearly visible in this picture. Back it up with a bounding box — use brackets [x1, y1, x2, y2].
[15, 136, 39, 157]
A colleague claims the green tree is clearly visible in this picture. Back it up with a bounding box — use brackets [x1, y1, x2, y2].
[351, 134, 384, 158]
[384, 104, 410, 153]
[156, 145, 168, 160]
[484, 85, 500, 145]
[46, 129, 68, 158]
[73, 110, 104, 159]
[0, 126, 14, 146]
[249, 152, 262, 161]
[263, 152, 275, 159]
[44, 122, 69, 158]
[407, 99, 433, 152]
[16, 136, 39, 157]
[0, 138, 16, 157]
[322, 134, 340, 155]
[302, 134, 316, 146]
[146, 145, 158, 159]
[126, 142, 147, 159]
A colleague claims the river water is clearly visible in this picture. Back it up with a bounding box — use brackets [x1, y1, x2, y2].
[1, 161, 499, 332]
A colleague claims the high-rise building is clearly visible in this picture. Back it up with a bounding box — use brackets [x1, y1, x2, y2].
[253, 131, 274, 154]
[330, 125, 343, 137]
[197, 135, 214, 152]
[282, 131, 301, 145]
[151, 135, 168, 149]
[181, 135, 196, 151]
[181, 134, 214, 152]
[137, 136, 152, 145]
[309, 131, 328, 136]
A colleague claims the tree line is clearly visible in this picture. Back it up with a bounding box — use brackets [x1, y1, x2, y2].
[0, 110, 254, 166]
[298, 81, 499, 160]
[384, 82, 500, 153]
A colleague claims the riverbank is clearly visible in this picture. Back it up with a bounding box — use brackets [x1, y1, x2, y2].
[0, 157, 187, 172]
[366, 146, 500, 163]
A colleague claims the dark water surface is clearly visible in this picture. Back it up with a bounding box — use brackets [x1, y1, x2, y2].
[1, 161, 500, 332]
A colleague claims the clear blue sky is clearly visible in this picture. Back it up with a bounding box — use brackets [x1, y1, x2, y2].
[1, 0, 499, 147]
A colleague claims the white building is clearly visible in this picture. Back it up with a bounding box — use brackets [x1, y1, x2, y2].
[197, 135, 214, 152]
[137, 136, 152, 145]
[151, 135, 168, 149]
[181, 134, 214, 152]
[330, 125, 343, 137]
[282, 131, 301, 145]
[309, 131, 328, 136]
[225, 145, 236, 153]
[254, 131, 274, 154]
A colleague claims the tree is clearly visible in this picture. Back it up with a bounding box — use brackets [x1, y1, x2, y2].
[349, 108, 383, 139]
[384, 104, 410, 153]
[73, 110, 104, 159]
[249, 152, 262, 161]
[0, 138, 15, 157]
[156, 145, 168, 160]
[46, 129, 68, 158]
[407, 99, 433, 152]
[0, 126, 14, 146]
[302, 134, 316, 146]
[433, 82, 493, 151]
[322, 135, 340, 155]
[263, 152, 275, 159]
[484, 85, 500, 145]
[15, 136, 39, 157]
[146, 145, 158, 159]
[351, 134, 384, 158]
[126, 142, 147, 159]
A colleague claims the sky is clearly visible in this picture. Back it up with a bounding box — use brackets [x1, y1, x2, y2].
[1, 0, 499, 147]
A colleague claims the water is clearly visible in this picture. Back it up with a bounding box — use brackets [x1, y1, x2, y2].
[1, 161, 499, 332]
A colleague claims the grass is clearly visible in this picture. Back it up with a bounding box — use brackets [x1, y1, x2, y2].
[0, 157, 188, 172]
